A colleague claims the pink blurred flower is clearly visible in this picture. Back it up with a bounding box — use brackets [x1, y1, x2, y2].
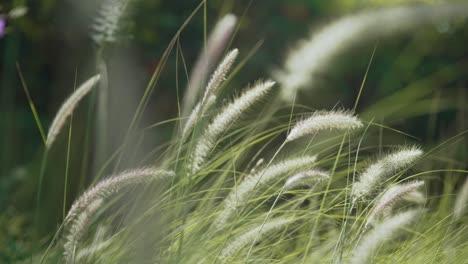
[0, 15, 5, 37]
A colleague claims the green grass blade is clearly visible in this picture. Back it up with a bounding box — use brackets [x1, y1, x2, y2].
[16, 63, 47, 145]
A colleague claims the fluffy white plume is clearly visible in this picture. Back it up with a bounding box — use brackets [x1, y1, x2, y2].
[365, 181, 424, 228]
[284, 169, 330, 191]
[91, 0, 127, 45]
[64, 198, 104, 264]
[182, 49, 239, 137]
[190, 81, 275, 173]
[286, 110, 362, 142]
[454, 177, 468, 220]
[219, 217, 293, 260]
[201, 49, 239, 102]
[8, 6, 28, 19]
[64, 168, 174, 227]
[182, 95, 216, 137]
[46, 75, 100, 148]
[275, 4, 468, 101]
[352, 147, 423, 200]
[182, 14, 237, 115]
[75, 226, 112, 262]
[351, 210, 421, 264]
[402, 190, 426, 204]
[214, 155, 316, 228]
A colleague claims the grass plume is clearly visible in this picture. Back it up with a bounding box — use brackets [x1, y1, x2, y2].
[219, 217, 294, 260]
[182, 14, 238, 116]
[64, 168, 174, 227]
[190, 80, 275, 173]
[351, 210, 421, 264]
[365, 181, 425, 228]
[46, 74, 100, 149]
[214, 155, 316, 229]
[352, 146, 423, 200]
[275, 3, 468, 101]
[286, 110, 363, 143]
[454, 177, 468, 220]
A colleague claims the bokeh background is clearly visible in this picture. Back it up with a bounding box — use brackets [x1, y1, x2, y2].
[0, 0, 467, 261]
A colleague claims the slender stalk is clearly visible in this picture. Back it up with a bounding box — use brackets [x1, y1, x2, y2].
[17, 63, 46, 145]
[63, 71, 78, 219]
[78, 88, 97, 192]
[94, 52, 109, 174]
[63, 111, 73, 219]
[35, 150, 49, 234]
[39, 224, 64, 264]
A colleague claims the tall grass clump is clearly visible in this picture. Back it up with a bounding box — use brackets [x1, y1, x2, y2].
[33, 3, 468, 264]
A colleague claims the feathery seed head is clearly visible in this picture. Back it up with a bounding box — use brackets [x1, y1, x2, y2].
[64, 168, 174, 227]
[284, 169, 330, 191]
[91, 0, 127, 45]
[64, 198, 104, 263]
[403, 190, 426, 204]
[219, 218, 293, 260]
[250, 158, 265, 174]
[190, 80, 275, 173]
[365, 181, 424, 228]
[202, 49, 239, 101]
[276, 4, 468, 102]
[75, 226, 112, 262]
[454, 177, 468, 220]
[182, 49, 238, 137]
[351, 209, 421, 264]
[384, 147, 423, 169]
[183, 102, 202, 137]
[182, 94, 217, 137]
[76, 238, 112, 262]
[214, 155, 316, 228]
[286, 110, 362, 142]
[46, 74, 100, 149]
[209, 14, 237, 49]
[63, 168, 173, 261]
[182, 14, 237, 115]
[352, 146, 423, 200]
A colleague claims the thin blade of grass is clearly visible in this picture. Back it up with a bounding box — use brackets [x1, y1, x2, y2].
[16, 63, 46, 145]
[353, 42, 378, 111]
